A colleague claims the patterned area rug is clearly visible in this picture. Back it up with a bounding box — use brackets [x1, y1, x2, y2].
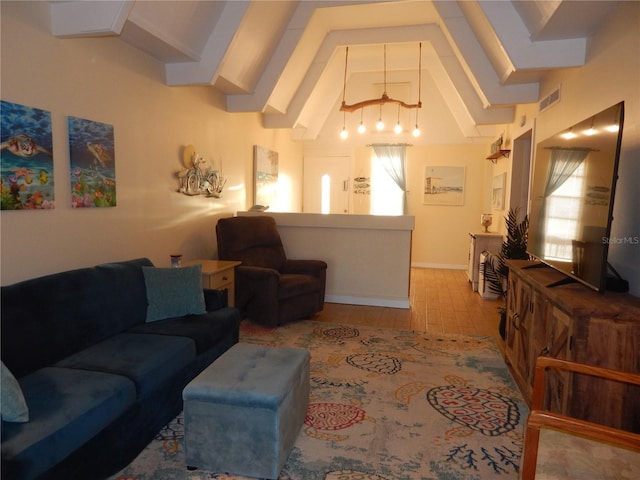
[110, 320, 528, 480]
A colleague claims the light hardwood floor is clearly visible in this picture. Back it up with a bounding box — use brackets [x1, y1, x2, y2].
[314, 267, 505, 344]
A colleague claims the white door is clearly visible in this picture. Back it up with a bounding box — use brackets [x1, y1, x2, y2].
[303, 156, 351, 214]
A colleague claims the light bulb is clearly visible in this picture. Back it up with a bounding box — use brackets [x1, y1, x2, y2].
[376, 119, 384, 131]
[358, 122, 366, 134]
[583, 127, 597, 136]
[394, 122, 402, 134]
[412, 125, 421, 137]
[340, 127, 348, 139]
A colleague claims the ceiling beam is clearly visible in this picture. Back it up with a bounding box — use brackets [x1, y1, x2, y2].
[164, 1, 250, 86]
[50, 0, 134, 37]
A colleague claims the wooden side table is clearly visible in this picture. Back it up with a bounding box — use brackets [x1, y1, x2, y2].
[182, 260, 241, 307]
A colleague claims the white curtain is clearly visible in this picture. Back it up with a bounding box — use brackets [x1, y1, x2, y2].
[543, 148, 589, 197]
[535, 147, 590, 250]
[372, 144, 408, 214]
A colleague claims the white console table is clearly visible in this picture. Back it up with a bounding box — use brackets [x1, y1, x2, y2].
[467, 232, 503, 292]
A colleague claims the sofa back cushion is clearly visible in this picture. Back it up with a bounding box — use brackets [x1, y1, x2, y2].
[0, 258, 152, 378]
[216, 216, 287, 271]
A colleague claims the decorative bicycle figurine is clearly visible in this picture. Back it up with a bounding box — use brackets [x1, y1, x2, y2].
[177, 149, 226, 197]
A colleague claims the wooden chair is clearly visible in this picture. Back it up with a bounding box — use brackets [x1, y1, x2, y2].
[520, 356, 640, 479]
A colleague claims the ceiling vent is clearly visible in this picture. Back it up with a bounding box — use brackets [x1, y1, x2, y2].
[539, 86, 561, 112]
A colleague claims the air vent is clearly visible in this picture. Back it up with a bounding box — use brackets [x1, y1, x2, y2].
[539, 86, 561, 112]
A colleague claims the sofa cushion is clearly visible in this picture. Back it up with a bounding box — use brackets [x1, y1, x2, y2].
[0, 361, 28, 423]
[54, 333, 196, 399]
[0, 367, 135, 480]
[143, 265, 206, 322]
[0, 258, 153, 378]
[127, 308, 242, 354]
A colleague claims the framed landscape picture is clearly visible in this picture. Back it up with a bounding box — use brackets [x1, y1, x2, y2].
[253, 145, 278, 208]
[423, 165, 465, 206]
[492, 172, 506, 210]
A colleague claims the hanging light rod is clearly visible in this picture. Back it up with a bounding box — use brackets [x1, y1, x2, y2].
[340, 94, 422, 112]
[340, 43, 422, 113]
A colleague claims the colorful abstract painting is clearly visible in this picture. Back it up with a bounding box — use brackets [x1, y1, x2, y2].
[68, 116, 116, 208]
[0, 100, 55, 210]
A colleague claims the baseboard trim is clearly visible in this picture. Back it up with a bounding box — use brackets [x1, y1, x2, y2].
[325, 294, 410, 309]
[411, 262, 467, 270]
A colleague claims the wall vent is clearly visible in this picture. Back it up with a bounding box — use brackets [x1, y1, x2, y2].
[539, 86, 561, 112]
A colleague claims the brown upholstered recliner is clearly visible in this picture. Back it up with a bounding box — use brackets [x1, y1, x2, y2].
[216, 215, 327, 326]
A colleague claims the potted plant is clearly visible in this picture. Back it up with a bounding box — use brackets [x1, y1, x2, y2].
[481, 207, 530, 338]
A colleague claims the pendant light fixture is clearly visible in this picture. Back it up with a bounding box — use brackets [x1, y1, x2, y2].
[339, 43, 422, 139]
[376, 104, 384, 131]
[358, 109, 366, 134]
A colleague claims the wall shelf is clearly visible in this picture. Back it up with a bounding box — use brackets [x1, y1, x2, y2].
[486, 149, 511, 163]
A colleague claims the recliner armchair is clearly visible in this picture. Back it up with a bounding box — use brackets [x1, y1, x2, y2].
[216, 215, 327, 326]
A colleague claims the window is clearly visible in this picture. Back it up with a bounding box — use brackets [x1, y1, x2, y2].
[370, 146, 406, 215]
[544, 162, 585, 260]
[321, 174, 330, 214]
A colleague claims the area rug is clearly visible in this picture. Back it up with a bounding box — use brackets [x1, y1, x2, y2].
[109, 320, 528, 480]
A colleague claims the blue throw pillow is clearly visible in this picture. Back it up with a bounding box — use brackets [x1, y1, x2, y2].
[1, 360, 29, 423]
[142, 264, 206, 322]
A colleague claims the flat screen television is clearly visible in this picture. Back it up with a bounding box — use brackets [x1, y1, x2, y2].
[527, 101, 624, 292]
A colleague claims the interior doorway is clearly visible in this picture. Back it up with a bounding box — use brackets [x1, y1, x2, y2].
[303, 156, 351, 214]
[510, 130, 532, 216]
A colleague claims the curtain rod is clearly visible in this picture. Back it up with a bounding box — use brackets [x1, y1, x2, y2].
[545, 146, 599, 151]
[366, 143, 413, 147]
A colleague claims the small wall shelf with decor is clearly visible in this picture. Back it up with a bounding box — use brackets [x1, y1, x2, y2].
[486, 149, 511, 163]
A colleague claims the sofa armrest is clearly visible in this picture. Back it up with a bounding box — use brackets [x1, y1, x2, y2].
[203, 288, 228, 310]
[281, 259, 327, 276]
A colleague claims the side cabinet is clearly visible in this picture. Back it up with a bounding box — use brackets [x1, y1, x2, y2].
[504, 260, 640, 432]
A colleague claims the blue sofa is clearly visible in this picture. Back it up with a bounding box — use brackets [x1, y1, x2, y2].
[1, 258, 242, 480]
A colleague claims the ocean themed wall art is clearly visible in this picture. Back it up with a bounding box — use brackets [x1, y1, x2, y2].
[423, 165, 465, 206]
[68, 116, 116, 208]
[1, 100, 55, 210]
[253, 145, 278, 208]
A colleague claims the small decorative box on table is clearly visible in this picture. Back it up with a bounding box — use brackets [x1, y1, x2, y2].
[182, 259, 241, 307]
[183, 343, 310, 479]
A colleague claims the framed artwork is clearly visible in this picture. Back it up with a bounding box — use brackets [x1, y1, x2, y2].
[0, 100, 55, 210]
[492, 172, 506, 210]
[253, 145, 278, 208]
[68, 116, 116, 208]
[423, 165, 465, 206]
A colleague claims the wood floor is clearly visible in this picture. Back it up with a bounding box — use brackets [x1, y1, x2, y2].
[315, 267, 505, 344]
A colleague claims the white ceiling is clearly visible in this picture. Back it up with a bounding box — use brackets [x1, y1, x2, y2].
[49, 0, 621, 145]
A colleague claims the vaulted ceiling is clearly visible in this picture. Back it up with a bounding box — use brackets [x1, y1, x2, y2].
[49, 0, 621, 145]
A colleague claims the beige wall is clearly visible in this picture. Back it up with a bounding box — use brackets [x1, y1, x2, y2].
[2, 2, 639, 296]
[406, 144, 492, 268]
[340, 144, 492, 268]
[1, 2, 303, 284]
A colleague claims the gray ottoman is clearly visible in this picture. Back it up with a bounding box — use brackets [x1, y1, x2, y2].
[183, 343, 310, 479]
